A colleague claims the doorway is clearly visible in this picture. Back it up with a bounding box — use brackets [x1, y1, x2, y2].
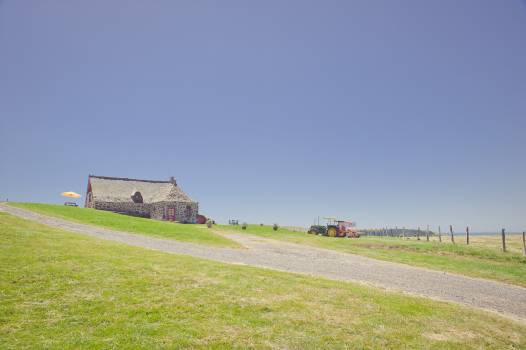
[166, 207, 177, 221]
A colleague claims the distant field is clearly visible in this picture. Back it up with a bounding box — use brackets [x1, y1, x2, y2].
[383, 231, 526, 255]
[1, 212, 525, 349]
[8, 202, 238, 248]
[218, 224, 526, 287]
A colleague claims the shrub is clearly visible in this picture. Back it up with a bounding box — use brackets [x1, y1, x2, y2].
[242, 222, 247, 230]
[273, 223, 279, 231]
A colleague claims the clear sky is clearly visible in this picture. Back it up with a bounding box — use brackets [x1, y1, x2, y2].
[1, 1, 525, 231]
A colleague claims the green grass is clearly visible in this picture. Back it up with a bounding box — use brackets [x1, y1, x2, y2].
[7, 202, 238, 248]
[1, 213, 525, 349]
[218, 224, 526, 287]
[7, 203, 525, 287]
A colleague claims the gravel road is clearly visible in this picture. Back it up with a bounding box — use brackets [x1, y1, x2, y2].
[2, 204, 525, 322]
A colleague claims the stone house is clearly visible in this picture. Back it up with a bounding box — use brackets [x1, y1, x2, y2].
[85, 175, 198, 223]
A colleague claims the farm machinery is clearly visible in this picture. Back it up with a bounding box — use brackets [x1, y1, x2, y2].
[308, 217, 360, 238]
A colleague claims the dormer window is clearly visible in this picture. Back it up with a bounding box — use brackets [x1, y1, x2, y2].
[131, 191, 143, 204]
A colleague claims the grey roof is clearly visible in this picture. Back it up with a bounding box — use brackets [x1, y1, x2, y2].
[89, 175, 195, 204]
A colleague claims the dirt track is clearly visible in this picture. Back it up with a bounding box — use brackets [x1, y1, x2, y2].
[2, 203, 526, 322]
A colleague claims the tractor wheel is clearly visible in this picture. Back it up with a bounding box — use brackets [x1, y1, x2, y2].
[327, 227, 338, 237]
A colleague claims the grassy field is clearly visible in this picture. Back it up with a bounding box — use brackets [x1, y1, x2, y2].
[7, 202, 237, 248]
[1, 212, 525, 349]
[217, 224, 526, 287]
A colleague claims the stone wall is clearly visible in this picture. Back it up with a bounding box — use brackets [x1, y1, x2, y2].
[89, 199, 199, 223]
[151, 201, 199, 223]
[85, 192, 94, 208]
[93, 201, 152, 218]
[150, 203, 166, 220]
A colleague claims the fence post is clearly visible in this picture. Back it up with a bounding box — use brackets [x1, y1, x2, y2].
[426, 225, 429, 242]
[417, 227, 421, 240]
[450, 225, 455, 244]
[523, 231, 525, 256]
[438, 225, 442, 242]
[501, 228, 506, 252]
[466, 226, 470, 245]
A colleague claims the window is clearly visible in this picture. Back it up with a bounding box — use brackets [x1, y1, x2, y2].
[131, 191, 143, 204]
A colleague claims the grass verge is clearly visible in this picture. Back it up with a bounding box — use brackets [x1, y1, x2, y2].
[1, 212, 525, 349]
[7, 202, 238, 248]
[218, 224, 526, 287]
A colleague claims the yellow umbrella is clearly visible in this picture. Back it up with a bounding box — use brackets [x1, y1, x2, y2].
[61, 191, 81, 198]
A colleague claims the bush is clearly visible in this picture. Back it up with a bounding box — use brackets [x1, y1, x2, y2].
[273, 223, 279, 231]
[206, 219, 213, 228]
[242, 222, 247, 230]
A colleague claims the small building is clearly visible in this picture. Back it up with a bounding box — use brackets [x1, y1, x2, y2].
[85, 175, 198, 223]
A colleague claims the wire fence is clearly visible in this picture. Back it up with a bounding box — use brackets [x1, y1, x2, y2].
[360, 226, 526, 255]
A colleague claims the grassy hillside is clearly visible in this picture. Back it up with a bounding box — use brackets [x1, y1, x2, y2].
[1, 212, 525, 349]
[8, 202, 237, 248]
[218, 224, 526, 287]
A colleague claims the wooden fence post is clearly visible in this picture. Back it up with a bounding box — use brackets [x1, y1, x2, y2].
[523, 231, 526, 256]
[450, 225, 455, 244]
[466, 226, 470, 245]
[501, 228, 506, 252]
[438, 226, 442, 242]
[426, 225, 429, 242]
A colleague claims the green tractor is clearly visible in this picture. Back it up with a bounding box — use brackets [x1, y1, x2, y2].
[307, 225, 328, 235]
[308, 217, 359, 238]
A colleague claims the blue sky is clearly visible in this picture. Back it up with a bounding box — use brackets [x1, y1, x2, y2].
[1, 1, 525, 231]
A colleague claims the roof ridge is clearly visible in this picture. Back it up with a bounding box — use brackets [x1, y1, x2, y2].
[89, 175, 172, 184]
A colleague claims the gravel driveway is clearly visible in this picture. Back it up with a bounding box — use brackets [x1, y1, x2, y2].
[2, 204, 526, 322]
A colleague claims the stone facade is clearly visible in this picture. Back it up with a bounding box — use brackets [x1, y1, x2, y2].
[150, 201, 198, 223]
[85, 175, 199, 223]
[92, 201, 151, 218]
